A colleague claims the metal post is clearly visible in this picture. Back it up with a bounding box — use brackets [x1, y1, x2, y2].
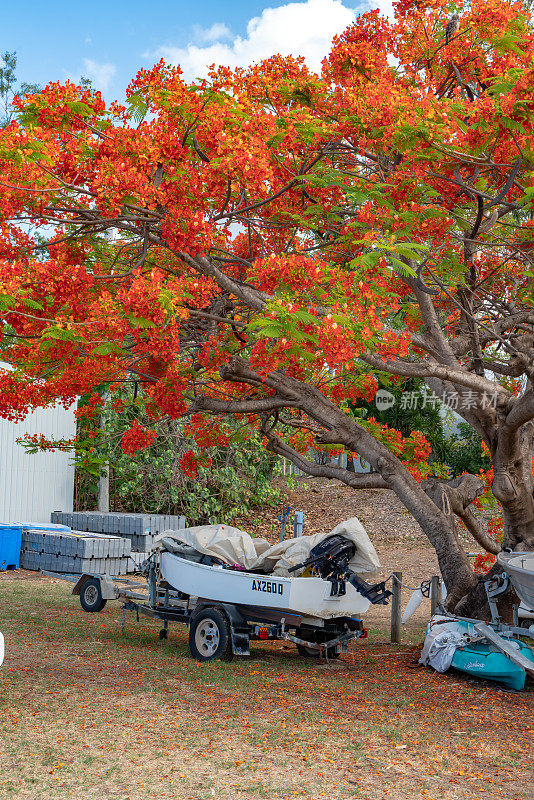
[293, 511, 304, 538]
[97, 391, 110, 513]
[97, 464, 110, 513]
[390, 572, 402, 644]
[430, 575, 441, 616]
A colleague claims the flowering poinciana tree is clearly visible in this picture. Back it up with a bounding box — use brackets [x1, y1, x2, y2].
[0, 0, 533, 614]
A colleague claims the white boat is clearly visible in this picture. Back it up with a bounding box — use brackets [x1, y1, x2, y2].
[160, 552, 371, 619]
[497, 551, 534, 609]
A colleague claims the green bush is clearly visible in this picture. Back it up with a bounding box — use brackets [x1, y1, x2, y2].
[440, 422, 492, 476]
[74, 391, 280, 524]
[350, 378, 490, 477]
[350, 377, 450, 466]
[111, 422, 280, 523]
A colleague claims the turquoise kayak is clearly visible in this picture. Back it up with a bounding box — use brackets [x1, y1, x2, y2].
[422, 616, 534, 691]
[452, 636, 534, 691]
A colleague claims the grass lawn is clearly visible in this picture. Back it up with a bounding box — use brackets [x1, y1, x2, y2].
[0, 574, 532, 800]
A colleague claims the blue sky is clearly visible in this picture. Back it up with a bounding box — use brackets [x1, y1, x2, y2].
[3, 0, 387, 100]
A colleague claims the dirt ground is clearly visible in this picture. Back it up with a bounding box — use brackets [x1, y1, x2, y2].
[1, 479, 533, 800]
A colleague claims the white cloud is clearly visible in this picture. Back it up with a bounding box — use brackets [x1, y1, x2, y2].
[147, 0, 358, 81]
[82, 58, 116, 92]
[193, 22, 232, 43]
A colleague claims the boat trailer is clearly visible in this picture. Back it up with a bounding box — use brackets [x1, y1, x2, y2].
[62, 534, 390, 662]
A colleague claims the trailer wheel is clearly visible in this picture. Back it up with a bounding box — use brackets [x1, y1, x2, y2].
[296, 629, 340, 660]
[189, 608, 233, 662]
[79, 578, 107, 613]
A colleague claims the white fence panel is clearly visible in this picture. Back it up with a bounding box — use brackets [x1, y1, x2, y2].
[0, 402, 76, 523]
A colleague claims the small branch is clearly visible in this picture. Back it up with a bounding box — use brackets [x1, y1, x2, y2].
[459, 507, 500, 555]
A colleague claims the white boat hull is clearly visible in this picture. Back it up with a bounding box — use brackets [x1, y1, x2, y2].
[497, 552, 534, 610]
[160, 553, 371, 619]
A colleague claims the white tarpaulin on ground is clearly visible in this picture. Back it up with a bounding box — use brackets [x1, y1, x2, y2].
[420, 625, 469, 673]
[158, 517, 381, 576]
[420, 615, 475, 673]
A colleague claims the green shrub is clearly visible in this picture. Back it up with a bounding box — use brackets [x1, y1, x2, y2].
[350, 378, 490, 477]
[74, 391, 280, 524]
[440, 422, 492, 476]
[111, 422, 280, 524]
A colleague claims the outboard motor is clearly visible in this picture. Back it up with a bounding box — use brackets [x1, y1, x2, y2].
[288, 534, 391, 605]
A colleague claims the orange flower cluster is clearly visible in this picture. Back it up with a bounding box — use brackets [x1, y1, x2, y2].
[0, 0, 531, 484]
[121, 421, 155, 456]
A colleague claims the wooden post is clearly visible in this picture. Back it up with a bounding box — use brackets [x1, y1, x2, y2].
[278, 506, 291, 542]
[430, 575, 441, 616]
[293, 511, 304, 538]
[390, 571, 402, 644]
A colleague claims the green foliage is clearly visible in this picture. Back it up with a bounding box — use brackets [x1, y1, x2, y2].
[126, 91, 150, 125]
[350, 377, 450, 465]
[110, 422, 280, 524]
[0, 51, 41, 128]
[74, 389, 280, 524]
[440, 422, 492, 476]
[350, 378, 491, 477]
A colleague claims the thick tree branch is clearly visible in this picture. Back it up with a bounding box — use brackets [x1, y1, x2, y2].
[502, 389, 534, 433]
[261, 427, 389, 489]
[413, 286, 462, 368]
[423, 475, 500, 555]
[189, 395, 288, 415]
[359, 352, 511, 402]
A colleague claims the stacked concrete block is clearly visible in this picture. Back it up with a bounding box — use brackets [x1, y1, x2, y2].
[51, 511, 186, 553]
[22, 529, 131, 557]
[19, 528, 132, 575]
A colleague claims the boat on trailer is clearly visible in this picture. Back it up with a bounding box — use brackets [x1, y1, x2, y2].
[497, 551, 534, 612]
[160, 551, 373, 620]
[69, 526, 391, 662]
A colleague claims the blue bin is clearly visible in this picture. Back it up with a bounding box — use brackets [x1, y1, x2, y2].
[0, 524, 23, 571]
[0, 522, 71, 571]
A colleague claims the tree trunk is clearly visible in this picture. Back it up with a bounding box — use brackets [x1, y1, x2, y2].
[455, 563, 521, 620]
[197, 359, 533, 619]
[492, 422, 534, 550]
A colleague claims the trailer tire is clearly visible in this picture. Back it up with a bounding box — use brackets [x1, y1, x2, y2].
[296, 629, 340, 660]
[189, 608, 233, 662]
[79, 578, 107, 613]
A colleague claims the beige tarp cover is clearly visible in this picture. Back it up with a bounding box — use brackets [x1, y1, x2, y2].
[158, 517, 380, 576]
